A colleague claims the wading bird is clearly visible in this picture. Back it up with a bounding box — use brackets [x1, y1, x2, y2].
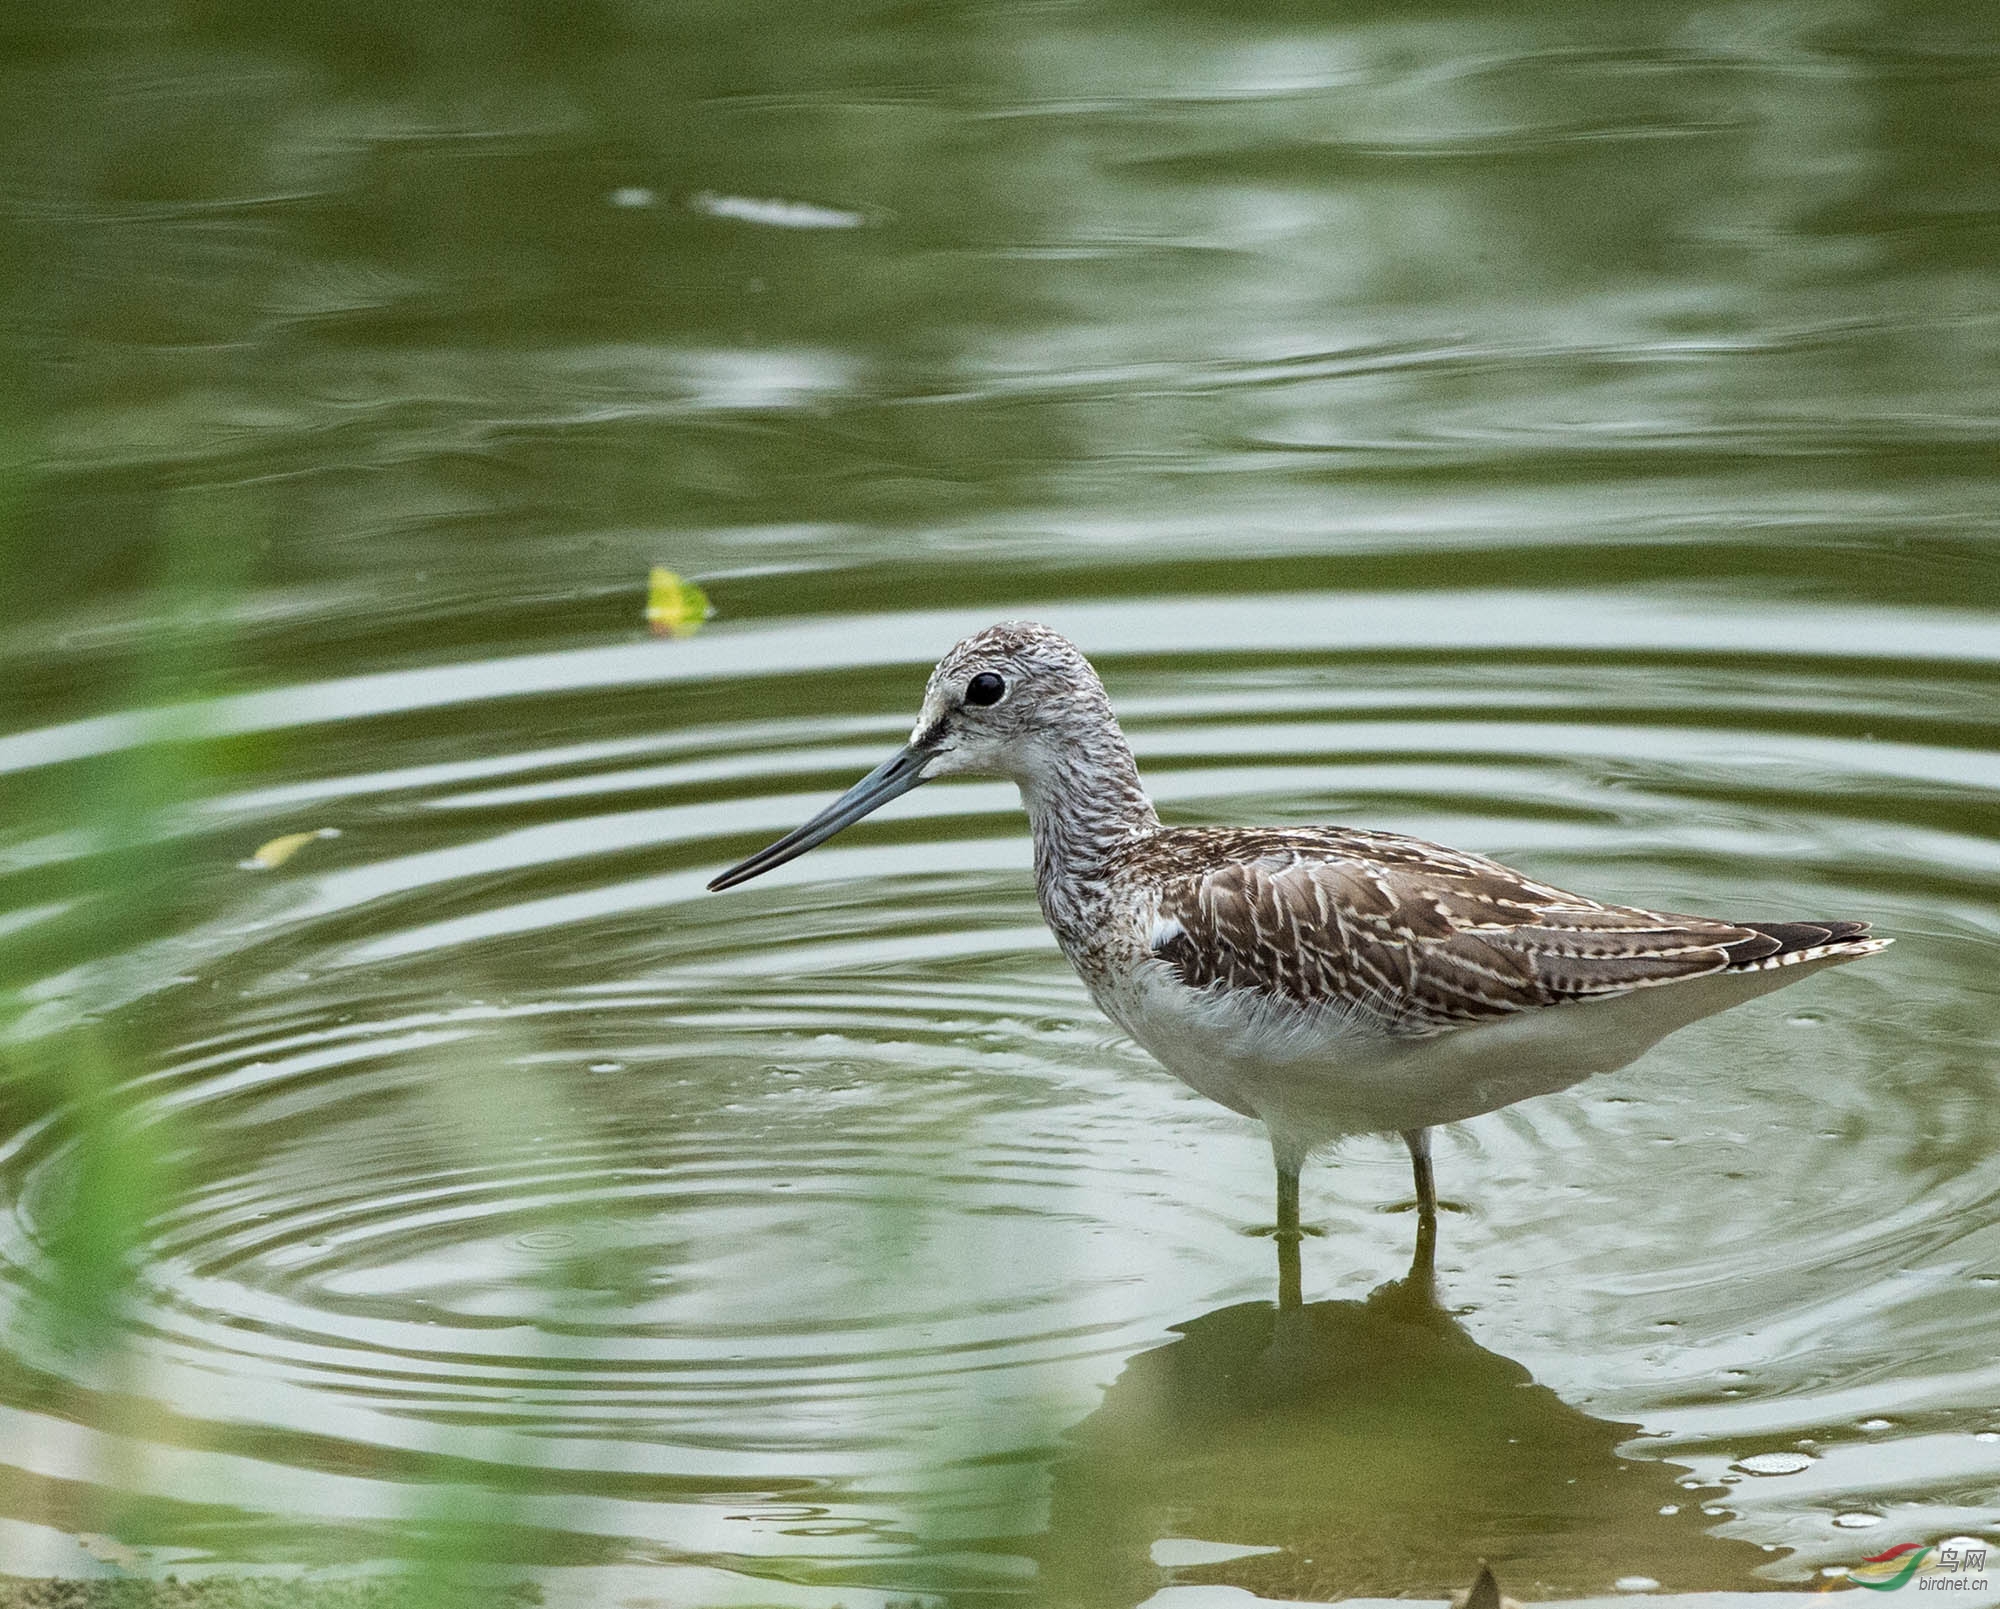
[709, 623, 1888, 1304]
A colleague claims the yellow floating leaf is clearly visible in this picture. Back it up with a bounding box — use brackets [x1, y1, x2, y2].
[241, 827, 341, 871]
[646, 566, 711, 638]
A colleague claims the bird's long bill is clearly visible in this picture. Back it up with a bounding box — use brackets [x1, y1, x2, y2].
[707, 741, 933, 892]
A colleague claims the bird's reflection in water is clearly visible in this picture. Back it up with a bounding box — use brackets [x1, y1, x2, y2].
[1036, 1253, 1768, 1605]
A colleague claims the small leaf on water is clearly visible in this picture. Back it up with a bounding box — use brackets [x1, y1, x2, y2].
[646, 566, 711, 637]
[241, 827, 341, 870]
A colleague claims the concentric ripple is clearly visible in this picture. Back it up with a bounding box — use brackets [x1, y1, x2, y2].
[2, 583, 1997, 1595]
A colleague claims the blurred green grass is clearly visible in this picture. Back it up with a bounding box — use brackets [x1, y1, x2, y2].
[0, 469, 566, 1596]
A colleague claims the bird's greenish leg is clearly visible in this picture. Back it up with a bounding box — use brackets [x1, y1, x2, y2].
[1403, 1126, 1437, 1282]
[1275, 1161, 1302, 1311]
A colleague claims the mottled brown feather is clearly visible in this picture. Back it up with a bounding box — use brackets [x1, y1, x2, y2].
[1131, 827, 1877, 1038]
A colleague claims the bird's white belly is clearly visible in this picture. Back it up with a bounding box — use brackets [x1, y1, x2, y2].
[1087, 952, 1844, 1163]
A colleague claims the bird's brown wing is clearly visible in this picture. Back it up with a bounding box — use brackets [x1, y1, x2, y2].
[1138, 828, 1873, 1038]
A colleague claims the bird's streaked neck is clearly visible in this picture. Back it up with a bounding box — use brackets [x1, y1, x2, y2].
[1015, 720, 1159, 925]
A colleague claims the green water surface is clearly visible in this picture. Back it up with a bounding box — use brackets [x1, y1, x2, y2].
[1, 1, 1998, 1603]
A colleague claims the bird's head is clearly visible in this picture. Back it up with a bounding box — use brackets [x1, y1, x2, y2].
[707, 621, 1108, 891]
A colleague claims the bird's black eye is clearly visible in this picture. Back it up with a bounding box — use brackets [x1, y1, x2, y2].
[965, 672, 1006, 707]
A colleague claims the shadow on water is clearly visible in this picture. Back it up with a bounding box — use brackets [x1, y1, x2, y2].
[1039, 1251, 1768, 1605]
